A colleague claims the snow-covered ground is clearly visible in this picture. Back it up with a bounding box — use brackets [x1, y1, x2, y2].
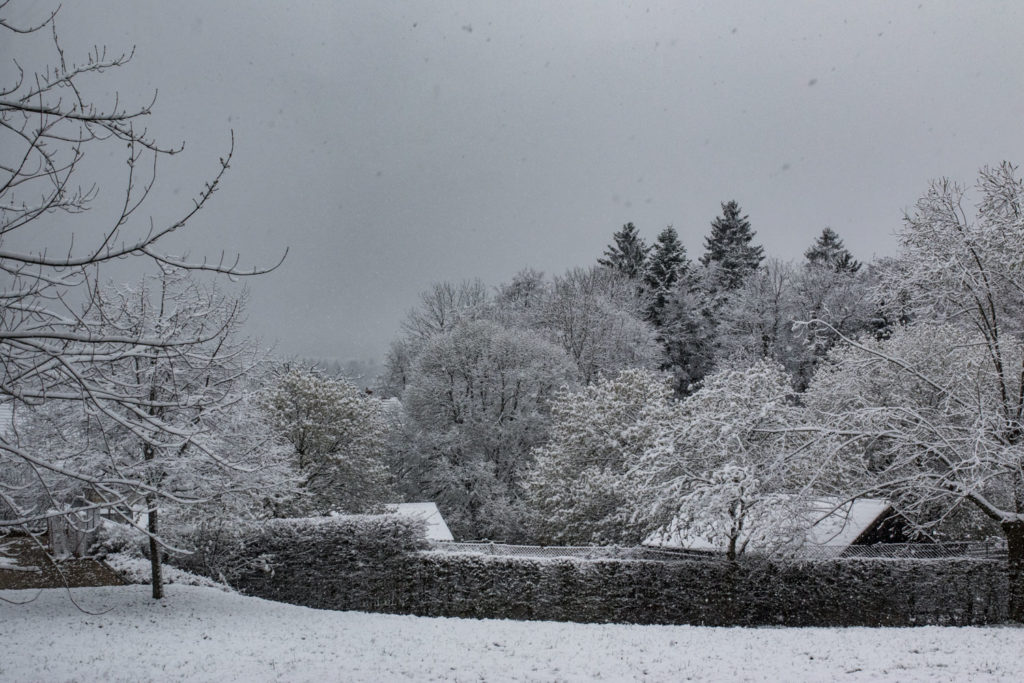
[1, 585, 1022, 682]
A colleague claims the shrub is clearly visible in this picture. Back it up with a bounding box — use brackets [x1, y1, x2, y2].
[92, 519, 148, 558]
[180, 514, 428, 608]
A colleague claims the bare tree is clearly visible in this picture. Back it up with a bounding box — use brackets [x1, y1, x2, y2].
[539, 267, 662, 384]
[400, 280, 490, 341]
[0, 4, 284, 596]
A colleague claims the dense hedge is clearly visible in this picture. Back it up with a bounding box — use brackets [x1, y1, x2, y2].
[175, 515, 428, 605]
[195, 517, 1008, 626]
[393, 552, 1006, 626]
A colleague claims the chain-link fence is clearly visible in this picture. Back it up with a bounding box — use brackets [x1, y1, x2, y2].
[429, 540, 1007, 562]
[429, 541, 721, 562]
[801, 540, 1006, 561]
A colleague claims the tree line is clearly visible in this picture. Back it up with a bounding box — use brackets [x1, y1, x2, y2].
[377, 177, 1024, 622]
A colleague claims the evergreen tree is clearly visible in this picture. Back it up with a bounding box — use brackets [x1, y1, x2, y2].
[658, 283, 719, 395]
[804, 227, 861, 273]
[598, 222, 650, 280]
[643, 226, 691, 327]
[700, 201, 764, 290]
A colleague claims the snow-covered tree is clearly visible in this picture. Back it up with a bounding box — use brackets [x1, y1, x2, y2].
[388, 268, 660, 399]
[789, 259, 874, 388]
[527, 362, 817, 555]
[0, 6, 283, 598]
[716, 258, 874, 390]
[4, 270, 289, 597]
[400, 279, 490, 341]
[526, 369, 681, 545]
[804, 227, 862, 273]
[654, 201, 767, 392]
[662, 464, 807, 561]
[700, 201, 764, 291]
[260, 369, 392, 516]
[384, 270, 661, 538]
[805, 163, 1024, 621]
[495, 268, 549, 312]
[717, 259, 801, 372]
[381, 338, 417, 398]
[643, 226, 692, 327]
[598, 222, 650, 280]
[383, 279, 492, 397]
[637, 361, 814, 559]
[657, 274, 720, 395]
[399, 319, 575, 540]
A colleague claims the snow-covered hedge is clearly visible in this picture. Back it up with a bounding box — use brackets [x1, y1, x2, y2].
[393, 553, 1005, 626]
[188, 514, 429, 608]
[204, 516, 1005, 625]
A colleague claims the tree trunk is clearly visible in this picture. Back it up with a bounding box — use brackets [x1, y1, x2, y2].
[148, 499, 164, 600]
[1002, 520, 1024, 622]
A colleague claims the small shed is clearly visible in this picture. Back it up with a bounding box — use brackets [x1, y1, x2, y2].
[385, 502, 454, 542]
[645, 497, 908, 557]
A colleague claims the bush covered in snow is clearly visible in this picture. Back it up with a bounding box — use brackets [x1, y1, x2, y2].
[92, 519, 149, 558]
[245, 544, 1005, 625]
[92, 520, 230, 590]
[104, 552, 228, 590]
[186, 514, 429, 606]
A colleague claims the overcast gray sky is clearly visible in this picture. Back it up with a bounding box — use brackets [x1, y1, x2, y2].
[5, 1, 1024, 361]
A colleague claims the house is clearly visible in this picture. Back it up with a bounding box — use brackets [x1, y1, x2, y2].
[644, 497, 910, 558]
[385, 502, 455, 542]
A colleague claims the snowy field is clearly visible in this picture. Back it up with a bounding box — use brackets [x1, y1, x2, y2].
[1, 586, 1022, 682]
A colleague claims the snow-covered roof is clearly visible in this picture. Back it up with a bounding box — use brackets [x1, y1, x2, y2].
[645, 497, 893, 555]
[386, 502, 454, 542]
[379, 397, 402, 415]
[804, 498, 891, 548]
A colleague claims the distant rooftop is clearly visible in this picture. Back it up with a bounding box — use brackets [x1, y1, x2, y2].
[645, 497, 894, 556]
[386, 502, 454, 542]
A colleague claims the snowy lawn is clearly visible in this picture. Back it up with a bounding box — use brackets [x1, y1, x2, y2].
[1, 585, 1022, 682]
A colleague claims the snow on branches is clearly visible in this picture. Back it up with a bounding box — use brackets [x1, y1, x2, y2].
[804, 163, 1024, 620]
[527, 363, 819, 556]
[259, 368, 391, 516]
[526, 368, 680, 545]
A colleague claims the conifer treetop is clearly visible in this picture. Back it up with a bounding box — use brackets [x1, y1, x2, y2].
[700, 201, 764, 290]
[644, 226, 690, 293]
[599, 222, 650, 280]
[804, 227, 862, 273]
